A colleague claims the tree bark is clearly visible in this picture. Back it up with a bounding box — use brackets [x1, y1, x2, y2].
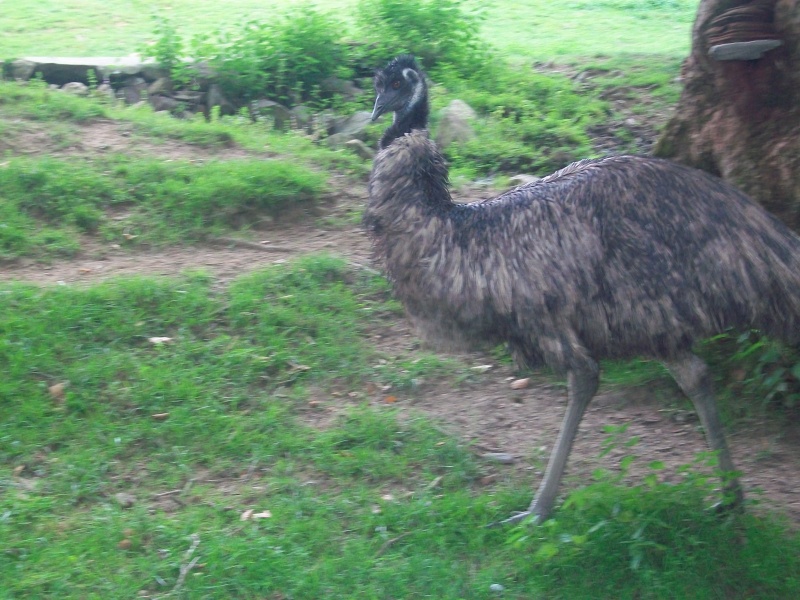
[655, 0, 800, 230]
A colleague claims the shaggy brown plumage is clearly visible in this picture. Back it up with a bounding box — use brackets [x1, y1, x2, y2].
[365, 55, 800, 524]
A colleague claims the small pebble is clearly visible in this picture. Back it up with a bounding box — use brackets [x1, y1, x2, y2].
[483, 452, 515, 464]
[490, 583, 504, 592]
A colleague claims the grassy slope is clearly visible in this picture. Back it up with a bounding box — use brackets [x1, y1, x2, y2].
[1, 0, 698, 60]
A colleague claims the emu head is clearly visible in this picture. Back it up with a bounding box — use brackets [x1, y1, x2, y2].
[371, 54, 427, 123]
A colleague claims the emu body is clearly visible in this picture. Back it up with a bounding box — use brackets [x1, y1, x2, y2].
[366, 55, 800, 523]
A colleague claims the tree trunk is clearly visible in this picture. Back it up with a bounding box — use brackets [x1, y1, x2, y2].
[655, 0, 800, 230]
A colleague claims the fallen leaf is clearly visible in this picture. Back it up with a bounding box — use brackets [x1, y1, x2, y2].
[425, 476, 444, 490]
[510, 378, 530, 390]
[118, 539, 132, 550]
[148, 337, 173, 345]
[49, 382, 68, 402]
[381, 494, 395, 501]
[471, 364, 493, 373]
[13, 465, 25, 477]
[151, 412, 170, 421]
[240, 509, 254, 521]
[252, 510, 272, 519]
[384, 395, 397, 404]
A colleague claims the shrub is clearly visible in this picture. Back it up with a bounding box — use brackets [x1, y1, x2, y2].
[356, 0, 489, 76]
[193, 8, 351, 107]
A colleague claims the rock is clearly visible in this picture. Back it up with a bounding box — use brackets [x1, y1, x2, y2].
[483, 452, 515, 464]
[332, 111, 373, 139]
[118, 77, 148, 105]
[206, 84, 236, 117]
[290, 104, 314, 131]
[321, 76, 363, 101]
[61, 82, 89, 96]
[250, 99, 293, 130]
[313, 110, 339, 138]
[94, 83, 116, 102]
[325, 132, 351, 148]
[147, 77, 172, 96]
[11, 59, 37, 81]
[490, 583, 505, 593]
[344, 139, 375, 160]
[150, 95, 181, 113]
[435, 99, 477, 149]
[172, 91, 203, 104]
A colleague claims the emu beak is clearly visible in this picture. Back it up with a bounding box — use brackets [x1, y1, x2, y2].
[371, 95, 386, 121]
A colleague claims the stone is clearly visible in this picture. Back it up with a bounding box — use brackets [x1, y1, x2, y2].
[250, 99, 293, 130]
[206, 83, 236, 117]
[290, 104, 314, 131]
[435, 99, 477, 149]
[61, 82, 89, 96]
[344, 139, 375, 160]
[147, 77, 173, 96]
[331, 111, 373, 139]
[11, 59, 37, 81]
[321, 76, 363, 101]
[150, 95, 181, 113]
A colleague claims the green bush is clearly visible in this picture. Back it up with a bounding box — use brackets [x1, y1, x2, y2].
[192, 8, 351, 107]
[701, 331, 800, 412]
[356, 0, 489, 76]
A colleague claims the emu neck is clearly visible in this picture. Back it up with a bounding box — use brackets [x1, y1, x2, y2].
[379, 94, 429, 150]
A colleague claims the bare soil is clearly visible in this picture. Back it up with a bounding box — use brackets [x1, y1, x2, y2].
[2, 114, 799, 525]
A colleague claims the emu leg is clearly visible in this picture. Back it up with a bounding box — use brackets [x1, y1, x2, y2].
[664, 354, 744, 509]
[500, 361, 599, 525]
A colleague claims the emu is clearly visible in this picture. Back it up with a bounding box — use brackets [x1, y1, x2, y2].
[365, 55, 800, 524]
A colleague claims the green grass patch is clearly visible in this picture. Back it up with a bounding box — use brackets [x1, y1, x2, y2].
[508, 436, 800, 599]
[1, 257, 799, 598]
[0, 154, 326, 258]
[0, 80, 108, 122]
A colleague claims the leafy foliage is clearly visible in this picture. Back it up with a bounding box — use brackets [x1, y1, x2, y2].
[188, 9, 352, 106]
[356, 0, 489, 76]
[702, 331, 800, 412]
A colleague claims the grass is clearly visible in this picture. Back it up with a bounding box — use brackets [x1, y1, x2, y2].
[3, 1, 800, 596]
[0, 0, 699, 61]
[2, 256, 799, 598]
[0, 79, 367, 260]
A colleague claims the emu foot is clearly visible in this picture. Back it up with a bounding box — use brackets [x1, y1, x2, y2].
[487, 510, 542, 528]
[710, 484, 745, 515]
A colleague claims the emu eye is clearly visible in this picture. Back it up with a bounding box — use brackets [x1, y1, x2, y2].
[392, 80, 401, 90]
